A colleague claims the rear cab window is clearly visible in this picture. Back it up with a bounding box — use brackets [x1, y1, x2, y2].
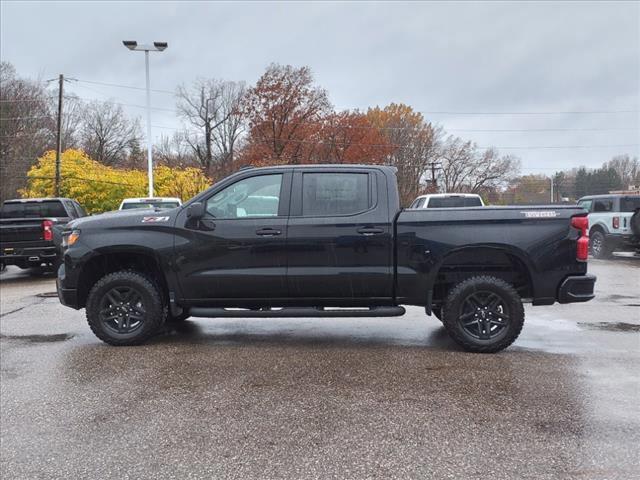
[0, 200, 67, 218]
[427, 196, 482, 208]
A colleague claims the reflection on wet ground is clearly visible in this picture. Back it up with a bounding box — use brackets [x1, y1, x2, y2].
[1, 259, 639, 479]
[579, 322, 640, 332]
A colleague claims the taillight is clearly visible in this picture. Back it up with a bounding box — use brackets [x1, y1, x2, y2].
[612, 216, 619, 229]
[571, 215, 589, 261]
[42, 220, 53, 241]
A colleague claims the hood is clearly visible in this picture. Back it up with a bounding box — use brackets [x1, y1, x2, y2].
[69, 207, 179, 230]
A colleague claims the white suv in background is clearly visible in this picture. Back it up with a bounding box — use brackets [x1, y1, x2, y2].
[577, 194, 640, 258]
[118, 197, 182, 211]
[410, 193, 485, 209]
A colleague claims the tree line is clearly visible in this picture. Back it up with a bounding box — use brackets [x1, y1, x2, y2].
[2, 61, 637, 205]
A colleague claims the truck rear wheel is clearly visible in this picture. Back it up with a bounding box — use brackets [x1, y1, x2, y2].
[85, 271, 163, 346]
[442, 276, 524, 353]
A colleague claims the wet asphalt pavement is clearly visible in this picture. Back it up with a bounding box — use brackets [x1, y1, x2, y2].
[1, 260, 639, 479]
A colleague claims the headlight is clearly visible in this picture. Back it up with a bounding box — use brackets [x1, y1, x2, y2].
[62, 230, 80, 248]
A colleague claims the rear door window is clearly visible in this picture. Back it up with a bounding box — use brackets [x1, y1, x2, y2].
[302, 173, 370, 216]
[593, 199, 613, 212]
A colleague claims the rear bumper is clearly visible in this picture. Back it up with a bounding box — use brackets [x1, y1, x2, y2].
[557, 274, 596, 304]
[605, 233, 638, 249]
[0, 245, 57, 266]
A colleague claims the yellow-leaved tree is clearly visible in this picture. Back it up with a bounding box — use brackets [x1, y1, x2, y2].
[20, 149, 211, 213]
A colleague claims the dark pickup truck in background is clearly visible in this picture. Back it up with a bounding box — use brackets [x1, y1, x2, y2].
[0, 198, 86, 271]
[56, 165, 595, 352]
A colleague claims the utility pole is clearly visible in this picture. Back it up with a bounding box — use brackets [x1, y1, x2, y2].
[55, 74, 63, 197]
[550, 176, 554, 203]
[427, 161, 442, 192]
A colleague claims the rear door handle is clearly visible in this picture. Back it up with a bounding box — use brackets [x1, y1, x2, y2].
[357, 227, 384, 236]
[256, 228, 281, 237]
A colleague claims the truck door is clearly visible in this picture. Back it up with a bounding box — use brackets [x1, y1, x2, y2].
[174, 171, 292, 303]
[286, 168, 393, 302]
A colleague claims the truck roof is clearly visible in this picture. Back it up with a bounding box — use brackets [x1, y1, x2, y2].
[3, 197, 75, 203]
[236, 164, 398, 173]
[578, 193, 640, 200]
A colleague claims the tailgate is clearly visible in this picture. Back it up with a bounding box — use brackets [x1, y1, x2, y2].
[0, 219, 44, 244]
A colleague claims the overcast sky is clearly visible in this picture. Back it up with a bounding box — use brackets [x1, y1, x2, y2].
[2, 1, 639, 174]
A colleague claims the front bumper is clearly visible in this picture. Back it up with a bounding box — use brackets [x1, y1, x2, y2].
[56, 263, 80, 309]
[557, 274, 596, 304]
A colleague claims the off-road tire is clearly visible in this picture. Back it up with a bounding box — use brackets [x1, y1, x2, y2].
[442, 275, 525, 353]
[589, 230, 611, 259]
[86, 271, 163, 346]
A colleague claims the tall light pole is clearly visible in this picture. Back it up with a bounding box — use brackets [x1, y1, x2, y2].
[123, 40, 168, 198]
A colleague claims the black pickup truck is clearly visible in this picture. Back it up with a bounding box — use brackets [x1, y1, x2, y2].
[56, 165, 595, 352]
[1, 198, 86, 271]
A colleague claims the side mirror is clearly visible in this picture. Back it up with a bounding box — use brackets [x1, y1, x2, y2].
[186, 202, 205, 220]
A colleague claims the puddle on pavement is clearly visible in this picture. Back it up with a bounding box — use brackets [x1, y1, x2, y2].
[0, 333, 74, 343]
[36, 292, 59, 298]
[578, 322, 640, 332]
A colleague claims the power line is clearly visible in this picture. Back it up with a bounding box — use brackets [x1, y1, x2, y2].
[415, 109, 639, 115]
[0, 115, 50, 120]
[73, 78, 175, 95]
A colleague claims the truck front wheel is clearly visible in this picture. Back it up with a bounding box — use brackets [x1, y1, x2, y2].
[442, 276, 524, 353]
[85, 271, 164, 346]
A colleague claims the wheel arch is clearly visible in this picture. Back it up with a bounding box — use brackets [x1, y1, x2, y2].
[77, 248, 169, 309]
[429, 245, 534, 309]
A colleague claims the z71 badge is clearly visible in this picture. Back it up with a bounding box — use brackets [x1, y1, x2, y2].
[521, 211, 557, 218]
[142, 216, 170, 223]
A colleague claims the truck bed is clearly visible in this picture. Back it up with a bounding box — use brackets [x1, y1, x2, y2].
[395, 205, 587, 305]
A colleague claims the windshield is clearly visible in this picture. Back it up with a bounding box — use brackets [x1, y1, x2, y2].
[427, 196, 483, 208]
[0, 200, 68, 218]
[620, 197, 640, 212]
[121, 202, 180, 210]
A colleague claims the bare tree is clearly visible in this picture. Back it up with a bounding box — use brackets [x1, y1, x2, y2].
[45, 91, 84, 151]
[438, 136, 520, 194]
[367, 104, 442, 206]
[154, 132, 198, 168]
[605, 154, 640, 187]
[0, 62, 52, 201]
[80, 100, 143, 166]
[176, 78, 246, 174]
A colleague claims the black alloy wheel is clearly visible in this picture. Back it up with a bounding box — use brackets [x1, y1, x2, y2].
[442, 275, 525, 353]
[99, 286, 146, 335]
[457, 291, 510, 341]
[86, 271, 163, 346]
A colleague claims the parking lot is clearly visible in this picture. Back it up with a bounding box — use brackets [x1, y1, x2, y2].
[1, 259, 638, 479]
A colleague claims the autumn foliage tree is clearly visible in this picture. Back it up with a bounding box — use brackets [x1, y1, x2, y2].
[21, 149, 210, 213]
[312, 111, 391, 164]
[240, 64, 332, 165]
[367, 104, 441, 205]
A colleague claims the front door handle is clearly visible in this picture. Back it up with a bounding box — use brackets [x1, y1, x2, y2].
[256, 228, 282, 237]
[357, 227, 384, 236]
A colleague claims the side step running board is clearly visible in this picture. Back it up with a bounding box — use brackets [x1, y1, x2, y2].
[188, 306, 406, 318]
